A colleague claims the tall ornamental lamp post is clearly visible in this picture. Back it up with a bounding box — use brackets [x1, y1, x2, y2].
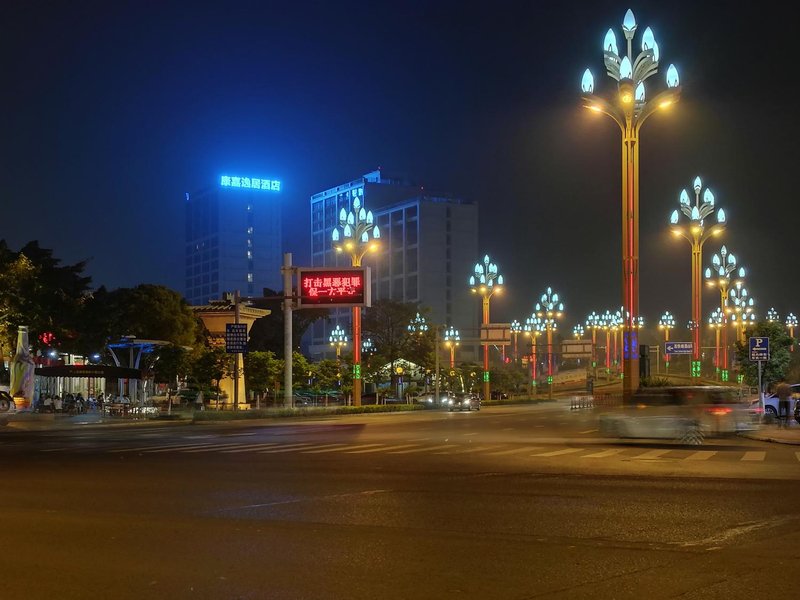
[510, 320, 523, 364]
[727, 283, 755, 343]
[766, 308, 780, 323]
[657, 311, 675, 375]
[669, 176, 726, 378]
[469, 255, 504, 404]
[535, 287, 564, 400]
[705, 246, 745, 382]
[329, 324, 348, 361]
[708, 308, 724, 379]
[443, 326, 460, 370]
[573, 324, 585, 339]
[524, 316, 543, 396]
[610, 310, 622, 371]
[408, 312, 429, 394]
[332, 193, 380, 407]
[585, 311, 603, 379]
[581, 8, 682, 398]
[600, 311, 613, 376]
[786, 313, 797, 352]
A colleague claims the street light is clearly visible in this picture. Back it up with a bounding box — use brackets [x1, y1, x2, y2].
[329, 324, 348, 360]
[669, 176, 726, 378]
[332, 191, 380, 407]
[443, 326, 460, 369]
[510, 320, 523, 363]
[535, 287, 564, 400]
[599, 310, 614, 375]
[407, 312, 429, 336]
[524, 316, 543, 396]
[573, 324, 585, 339]
[705, 245, 745, 381]
[727, 283, 755, 343]
[581, 8, 681, 398]
[766, 308, 780, 323]
[787, 313, 797, 352]
[469, 254, 504, 403]
[708, 308, 724, 379]
[585, 311, 603, 379]
[658, 311, 675, 375]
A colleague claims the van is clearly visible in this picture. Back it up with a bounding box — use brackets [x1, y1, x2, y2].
[598, 385, 757, 444]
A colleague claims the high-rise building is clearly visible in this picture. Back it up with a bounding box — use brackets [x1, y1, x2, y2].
[185, 174, 282, 306]
[307, 169, 478, 358]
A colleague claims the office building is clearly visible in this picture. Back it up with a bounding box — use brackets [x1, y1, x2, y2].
[185, 174, 282, 306]
[308, 169, 478, 358]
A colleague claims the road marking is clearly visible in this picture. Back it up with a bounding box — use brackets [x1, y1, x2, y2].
[258, 443, 319, 454]
[463, 433, 479, 436]
[532, 448, 583, 457]
[344, 444, 420, 454]
[40, 447, 71, 453]
[579, 429, 598, 434]
[631, 449, 671, 460]
[182, 443, 260, 453]
[438, 445, 501, 455]
[300, 444, 351, 454]
[388, 444, 453, 454]
[142, 443, 220, 454]
[109, 443, 198, 453]
[221, 443, 280, 454]
[686, 451, 717, 461]
[485, 447, 541, 456]
[741, 451, 766, 462]
[581, 449, 624, 459]
[338, 444, 385, 453]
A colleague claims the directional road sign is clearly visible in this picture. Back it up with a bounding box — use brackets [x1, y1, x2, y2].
[664, 341, 693, 355]
[749, 337, 769, 362]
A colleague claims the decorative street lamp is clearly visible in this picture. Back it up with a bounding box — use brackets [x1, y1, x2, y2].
[581, 8, 681, 398]
[469, 254, 504, 403]
[669, 176, 726, 378]
[535, 287, 564, 399]
[332, 191, 380, 406]
[510, 320, 523, 363]
[524, 316, 544, 396]
[329, 324, 348, 360]
[443, 326, 460, 369]
[705, 245, 745, 381]
[787, 313, 797, 352]
[708, 308, 724, 379]
[361, 337, 375, 356]
[585, 311, 603, 379]
[766, 308, 780, 323]
[573, 324, 585, 339]
[727, 283, 755, 343]
[600, 310, 614, 375]
[658, 311, 675, 375]
[408, 312, 429, 336]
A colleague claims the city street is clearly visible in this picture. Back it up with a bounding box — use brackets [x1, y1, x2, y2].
[2, 403, 799, 599]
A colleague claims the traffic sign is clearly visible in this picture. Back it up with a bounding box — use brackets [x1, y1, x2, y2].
[749, 337, 769, 362]
[664, 341, 693, 355]
[225, 323, 248, 354]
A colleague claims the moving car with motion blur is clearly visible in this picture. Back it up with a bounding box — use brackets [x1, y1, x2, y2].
[598, 385, 757, 445]
[445, 392, 480, 412]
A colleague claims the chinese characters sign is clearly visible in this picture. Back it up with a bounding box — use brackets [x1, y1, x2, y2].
[225, 323, 248, 354]
[220, 175, 281, 192]
[297, 268, 371, 308]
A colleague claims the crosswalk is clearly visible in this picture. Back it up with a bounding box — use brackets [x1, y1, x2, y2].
[41, 440, 800, 464]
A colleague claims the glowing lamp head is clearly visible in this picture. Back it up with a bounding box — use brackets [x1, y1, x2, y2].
[603, 29, 618, 55]
[581, 68, 594, 93]
[619, 56, 633, 81]
[716, 208, 726, 224]
[332, 228, 340, 242]
[704, 189, 715, 206]
[666, 64, 680, 88]
[670, 209, 679, 225]
[622, 9, 637, 34]
[635, 82, 645, 103]
[373, 225, 381, 239]
[679, 189, 690, 205]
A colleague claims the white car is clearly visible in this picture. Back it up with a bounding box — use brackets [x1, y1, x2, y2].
[758, 383, 800, 420]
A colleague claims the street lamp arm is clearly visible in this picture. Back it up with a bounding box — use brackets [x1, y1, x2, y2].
[637, 87, 681, 126]
[581, 94, 625, 131]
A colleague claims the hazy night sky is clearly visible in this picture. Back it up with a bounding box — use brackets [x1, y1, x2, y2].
[2, 0, 798, 332]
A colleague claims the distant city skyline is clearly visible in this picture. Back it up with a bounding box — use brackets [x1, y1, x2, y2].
[3, 1, 799, 331]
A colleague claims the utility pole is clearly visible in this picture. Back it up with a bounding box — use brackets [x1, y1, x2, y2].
[233, 290, 240, 411]
[283, 253, 293, 408]
[434, 326, 440, 405]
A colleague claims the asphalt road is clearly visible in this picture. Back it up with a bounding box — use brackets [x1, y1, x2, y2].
[2, 403, 799, 599]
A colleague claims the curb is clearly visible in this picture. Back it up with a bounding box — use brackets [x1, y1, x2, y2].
[740, 431, 800, 446]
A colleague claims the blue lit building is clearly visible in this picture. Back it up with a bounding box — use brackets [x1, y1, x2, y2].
[185, 175, 282, 305]
[308, 169, 479, 358]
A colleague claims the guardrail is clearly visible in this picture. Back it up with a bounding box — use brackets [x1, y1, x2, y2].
[569, 393, 623, 410]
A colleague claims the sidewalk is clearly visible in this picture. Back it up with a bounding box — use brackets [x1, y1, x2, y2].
[742, 422, 800, 445]
[5, 412, 189, 431]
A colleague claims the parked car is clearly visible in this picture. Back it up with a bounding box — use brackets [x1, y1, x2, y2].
[759, 383, 800, 421]
[445, 392, 480, 412]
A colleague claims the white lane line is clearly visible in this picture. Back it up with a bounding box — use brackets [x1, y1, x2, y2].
[221, 443, 280, 454]
[440, 445, 502, 455]
[258, 443, 319, 454]
[686, 451, 717, 461]
[741, 451, 766, 462]
[408, 438, 431, 442]
[300, 444, 350, 454]
[182, 443, 256, 453]
[463, 433, 479, 436]
[40, 447, 71, 453]
[580, 429, 598, 434]
[485, 447, 542, 456]
[532, 448, 583, 457]
[388, 444, 454, 454]
[581, 449, 625, 459]
[110, 443, 188, 453]
[338, 444, 385, 454]
[344, 444, 420, 454]
[631, 449, 671, 460]
[142, 443, 221, 454]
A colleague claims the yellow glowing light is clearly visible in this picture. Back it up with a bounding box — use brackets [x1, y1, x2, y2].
[345, 242, 353, 250]
[621, 92, 633, 104]
[588, 105, 602, 112]
[659, 100, 672, 109]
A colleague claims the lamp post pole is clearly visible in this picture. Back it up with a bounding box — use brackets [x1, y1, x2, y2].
[787, 313, 797, 352]
[658, 311, 675, 376]
[524, 316, 542, 397]
[708, 308, 724, 380]
[511, 320, 522, 364]
[536, 287, 564, 401]
[332, 192, 380, 407]
[670, 177, 726, 378]
[469, 255, 504, 404]
[585, 311, 601, 380]
[444, 326, 460, 370]
[582, 9, 681, 399]
[705, 246, 745, 381]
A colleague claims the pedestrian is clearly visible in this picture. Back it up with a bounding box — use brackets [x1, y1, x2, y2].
[54, 395, 63, 413]
[776, 381, 792, 428]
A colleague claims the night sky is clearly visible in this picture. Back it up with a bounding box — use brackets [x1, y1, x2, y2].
[2, 0, 798, 331]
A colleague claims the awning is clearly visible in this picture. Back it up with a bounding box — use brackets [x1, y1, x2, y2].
[34, 365, 143, 379]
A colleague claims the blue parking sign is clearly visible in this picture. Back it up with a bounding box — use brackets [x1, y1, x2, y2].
[749, 337, 769, 362]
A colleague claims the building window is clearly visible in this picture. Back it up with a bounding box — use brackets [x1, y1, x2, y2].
[247, 273, 253, 283]
[247, 250, 253, 259]
[405, 205, 417, 219]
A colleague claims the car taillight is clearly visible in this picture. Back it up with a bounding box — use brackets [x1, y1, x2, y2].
[706, 407, 732, 416]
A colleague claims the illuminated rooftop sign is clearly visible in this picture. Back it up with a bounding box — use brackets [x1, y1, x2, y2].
[220, 175, 281, 191]
[297, 267, 371, 308]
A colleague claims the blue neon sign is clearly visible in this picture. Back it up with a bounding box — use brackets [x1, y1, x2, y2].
[220, 175, 281, 191]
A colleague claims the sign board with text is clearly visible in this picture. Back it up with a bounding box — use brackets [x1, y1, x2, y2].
[297, 267, 371, 308]
[664, 341, 693, 355]
[225, 323, 248, 354]
[562, 340, 593, 358]
[480, 323, 511, 345]
[749, 337, 770, 362]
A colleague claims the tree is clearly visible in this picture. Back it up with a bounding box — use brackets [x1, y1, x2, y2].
[246, 288, 328, 357]
[244, 351, 284, 402]
[190, 347, 233, 401]
[733, 321, 793, 391]
[152, 345, 193, 389]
